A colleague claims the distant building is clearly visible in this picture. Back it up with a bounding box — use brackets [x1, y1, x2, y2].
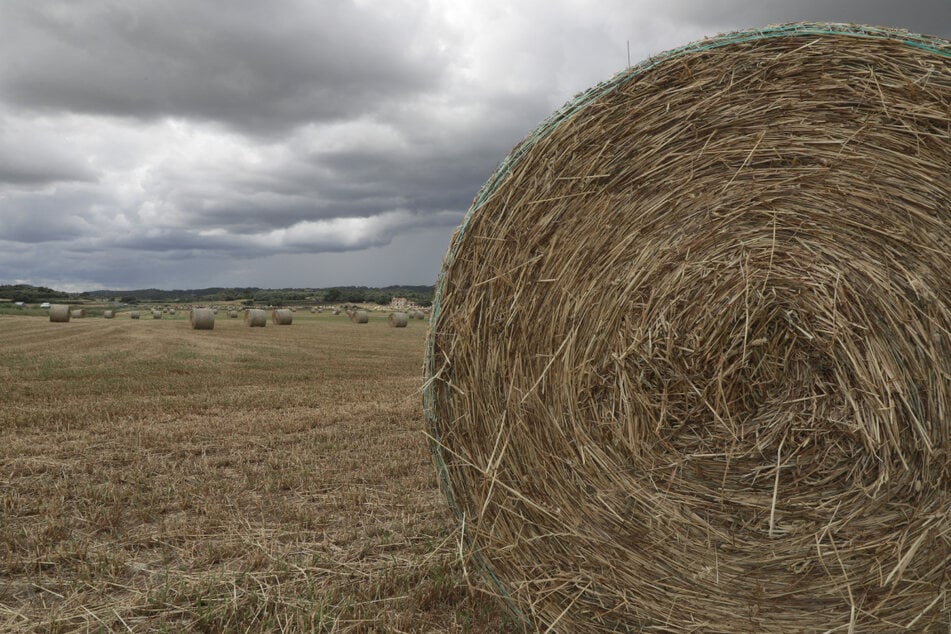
[389, 296, 418, 310]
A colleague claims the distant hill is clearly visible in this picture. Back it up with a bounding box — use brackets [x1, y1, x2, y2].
[6, 284, 435, 306]
[0, 284, 70, 303]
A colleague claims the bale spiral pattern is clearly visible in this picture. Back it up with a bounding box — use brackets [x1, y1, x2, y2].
[49, 304, 71, 322]
[424, 24, 950, 632]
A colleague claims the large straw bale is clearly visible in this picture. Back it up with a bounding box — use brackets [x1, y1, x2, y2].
[70, 309, 86, 319]
[129, 311, 140, 320]
[351, 310, 368, 324]
[151, 310, 162, 320]
[245, 309, 267, 327]
[388, 312, 409, 327]
[49, 304, 71, 322]
[189, 308, 215, 330]
[424, 23, 951, 633]
[103, 310, 115, 319]
[272, 308, 293, 325]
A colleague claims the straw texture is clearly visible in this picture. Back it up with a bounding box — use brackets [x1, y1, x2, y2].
[129, 311, 140, 320]
[389, 312, 409, 328]
[102, 310, 115, 319]
[352, 310, 369, 324]
[424, 23, 950, 632]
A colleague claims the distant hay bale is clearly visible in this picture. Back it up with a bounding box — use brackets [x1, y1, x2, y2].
[151, 310, 162, 319]
[49, 304, 71, 322]
[169, 309, 176, 315]
[351, 310, 368, 324]
[332, 308, 341, 315]
[410, 310, 426, 320]
[189, 308, 215, 330]
[310, 307, 317, 313]
[103, 310, 115, 319]
[129, 311, 140, 320]
[424, 24, 951, 633]
[388, 312, 409, 328]
[245, 309, 267, 327]
[70, 309, 86, 319]
[212, 308, 218, 314]
[272, 308, 293, 325]
[228, 310, 238, 319]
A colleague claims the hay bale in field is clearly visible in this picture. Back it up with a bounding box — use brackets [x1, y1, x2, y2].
[49, 304, 71, 322]
[70, 309, 86, 319]
[211, 308, 218, 314]
[103, 310, 115, 319]
[151, 310, 162, 319]
[272, 308, 293, 325]
[245, 309, 267, 327]
[423, 24, 951, 633]
[410, 310, 425, 320]
[228, 310, 238, 319]
[189, 308, 215, 330]
[333, 308, 341, 315]
[351, 310, 368, 324]
[388, 312, 409, 328]
[129, 311, 140, 320]
[169, 309, 176, 315]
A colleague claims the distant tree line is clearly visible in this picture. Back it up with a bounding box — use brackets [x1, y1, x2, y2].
[0, 284, 70, 303]
[32, 284, 434, 306]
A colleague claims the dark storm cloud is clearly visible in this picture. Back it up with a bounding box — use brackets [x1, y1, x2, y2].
[0, 0, 447, 136]
[662, 0, 951, 37]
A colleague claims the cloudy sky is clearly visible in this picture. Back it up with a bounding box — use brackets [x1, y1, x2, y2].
[1, 1, 948, 291]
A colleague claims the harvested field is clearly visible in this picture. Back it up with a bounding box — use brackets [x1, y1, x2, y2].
[0, 313, 517, 632]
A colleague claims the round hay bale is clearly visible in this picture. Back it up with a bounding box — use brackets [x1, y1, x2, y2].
[332, 308, 341, 315]
[212, 308, 218, 314]
[272, 308, 293, 325]
[169, 309, 176, 315]
[388, 312, 409, 328]
[352, 310, 368, 324]
[228, 310, 238, 319]
[129, 311, 140, 320]
[103, 310, 115, 319]
[151, 310, 162, 320]
[411, 310, 426, 320]
[189, 308, 215, 330]
[423, 24, 951, 633]
[70, 309, 86, 319]
[245, 309, 267, 327]
[48, 304, 71, 322]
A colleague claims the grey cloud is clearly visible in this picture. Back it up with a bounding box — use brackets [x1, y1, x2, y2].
[0, 0, 449, 136]
[660, 0, 951, 37]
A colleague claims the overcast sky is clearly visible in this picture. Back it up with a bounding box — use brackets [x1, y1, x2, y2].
[1, 1, 948, 291]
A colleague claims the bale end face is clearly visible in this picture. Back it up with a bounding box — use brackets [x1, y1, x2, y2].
[424, 23, 951, 633]
[49, 304, 71, 322]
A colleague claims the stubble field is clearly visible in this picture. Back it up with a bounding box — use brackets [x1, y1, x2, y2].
[0, 311, 518, 632]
